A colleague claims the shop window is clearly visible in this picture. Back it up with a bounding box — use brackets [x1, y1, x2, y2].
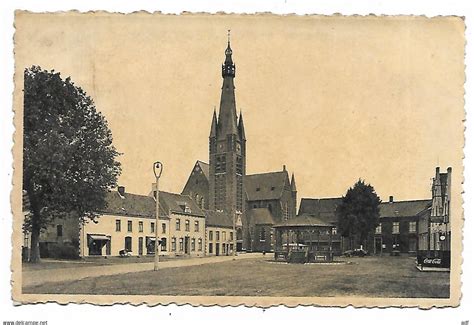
[160, 238, 167, 251]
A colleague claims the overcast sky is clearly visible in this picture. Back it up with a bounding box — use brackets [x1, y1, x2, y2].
[15, 13, 464, 205]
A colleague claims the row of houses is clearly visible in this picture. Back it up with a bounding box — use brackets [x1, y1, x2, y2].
[36, 186, 234, 258]
[32, 166, 451, 260]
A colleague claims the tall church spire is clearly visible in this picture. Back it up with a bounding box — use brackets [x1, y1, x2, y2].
[238, 111, 246, 140]
[217, 30, 238, 139]
[210, 107, 217, 138]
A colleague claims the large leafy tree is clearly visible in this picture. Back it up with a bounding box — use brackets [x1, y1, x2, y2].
[336, 179, 381, 250]
[23, 66, 121, 262]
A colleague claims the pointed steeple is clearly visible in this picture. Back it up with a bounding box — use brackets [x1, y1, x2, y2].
[238, 111, 246, 140]
[210, 107, 218, 138]
[290, 173, 297, 191]
[217, 31, 238, 139]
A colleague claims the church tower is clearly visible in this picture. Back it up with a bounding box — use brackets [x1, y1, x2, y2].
[209, 34, 246, 236]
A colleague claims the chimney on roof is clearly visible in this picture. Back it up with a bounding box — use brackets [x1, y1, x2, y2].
[118, 186, 125, 197]
[447, 166, 452, 174]
[283, 165, 286, 171]
[389, 195, 394, 203]
[436, 166, 440, 176]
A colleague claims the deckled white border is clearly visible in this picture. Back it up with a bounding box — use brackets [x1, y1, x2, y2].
[1, 0, 473, 324]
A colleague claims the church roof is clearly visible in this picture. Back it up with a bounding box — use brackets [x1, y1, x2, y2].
[298, 197, 432, 223]
[203, 210, 233, 228]
[274, 215, 333, 228]
[248, 208, 275, 225]
[197, 161, 210, 180]
[245, 171, 289, 201]
[298, 198, 342, 224]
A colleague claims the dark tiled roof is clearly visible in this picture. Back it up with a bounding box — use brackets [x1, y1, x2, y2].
[298, 198, 342, 224]
[274, 215, 333, 228]
[159, 191, 205, 218]
[248, 208, 275, 225]
[245, 171, 289, 201]
[103, 191, 156, 218]
[197, 161, 209, 180]
[379, 199, 431, 218]
[298, 197, 431, 222]
[203, 210, 233, 228]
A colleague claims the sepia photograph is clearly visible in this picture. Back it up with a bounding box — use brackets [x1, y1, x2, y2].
[11, 12, 464, 307]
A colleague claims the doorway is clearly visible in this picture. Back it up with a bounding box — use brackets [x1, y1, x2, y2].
[216, 243, 220, 256]
[185, 236, 190, 254]
[138, 237, 143, 255]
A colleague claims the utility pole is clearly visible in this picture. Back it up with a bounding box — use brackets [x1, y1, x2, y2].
[153, 161, 163, 271]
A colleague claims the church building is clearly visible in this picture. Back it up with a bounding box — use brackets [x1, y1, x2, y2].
[182, 36, 297, 252]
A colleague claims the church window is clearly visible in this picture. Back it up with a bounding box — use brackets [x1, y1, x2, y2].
[236, 156, 243, 175]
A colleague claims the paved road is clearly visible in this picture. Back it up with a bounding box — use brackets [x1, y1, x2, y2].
[23, 253, 265, 287]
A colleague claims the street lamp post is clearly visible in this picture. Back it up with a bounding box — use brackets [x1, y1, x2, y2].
[153, 161, 163, 271]
[233, 212, 237, 259]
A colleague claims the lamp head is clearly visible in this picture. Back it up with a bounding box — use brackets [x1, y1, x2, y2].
[153, 161, 163, 179]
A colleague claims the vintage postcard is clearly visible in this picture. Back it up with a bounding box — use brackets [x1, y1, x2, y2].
[12, 12, 465, 307]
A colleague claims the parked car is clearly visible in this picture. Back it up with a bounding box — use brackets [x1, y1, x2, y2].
[343, 248, 368, 257]
[119, 249, 132, 257]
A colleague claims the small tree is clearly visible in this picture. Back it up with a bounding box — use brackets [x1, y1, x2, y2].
[23, 66, 121, 262]
[336, 179, 381, 250]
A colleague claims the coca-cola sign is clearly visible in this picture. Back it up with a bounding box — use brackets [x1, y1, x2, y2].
[423, 258, 442, 265]
[417, 251, 450, 269]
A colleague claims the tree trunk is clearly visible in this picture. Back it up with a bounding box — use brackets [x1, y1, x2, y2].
[29, 222, 41, 263]
[24, 173, 42, 263]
